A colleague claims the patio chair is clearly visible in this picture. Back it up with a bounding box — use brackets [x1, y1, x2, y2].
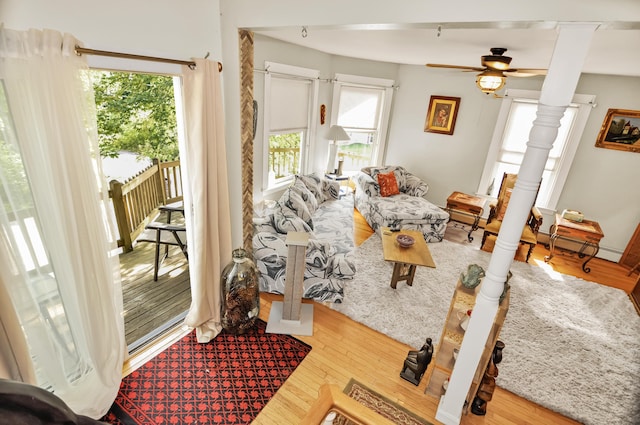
[137, 201, 188, 281]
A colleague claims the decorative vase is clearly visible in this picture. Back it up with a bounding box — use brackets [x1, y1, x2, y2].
[221, 248, 260, 334]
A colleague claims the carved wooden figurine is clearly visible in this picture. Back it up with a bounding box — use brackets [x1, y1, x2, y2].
[471, 340, 505, 415]
[400, 337, 433, 385]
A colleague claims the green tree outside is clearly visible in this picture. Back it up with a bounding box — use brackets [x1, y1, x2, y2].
[91, 71, 179, 161]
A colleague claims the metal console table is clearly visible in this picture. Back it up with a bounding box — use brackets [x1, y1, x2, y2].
[544, 214, 604, 273]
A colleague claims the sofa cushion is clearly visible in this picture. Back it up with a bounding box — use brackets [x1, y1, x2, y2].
[354, 172, 380, 197]
[292, 179, 318, 213]
[368, 194, 449, 224]
[272, 205, 313, 233]
[404, 174, 430, 197]
[362, 165, 407, 192]
[376, 171, 400, 197]
[279, 187, 314, 229]
[296, 174, 326, 203]
[321, 178, 340, 200]
[484, 219, 537, 244]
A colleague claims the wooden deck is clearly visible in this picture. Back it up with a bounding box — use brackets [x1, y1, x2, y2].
[119, 234, 190, 351]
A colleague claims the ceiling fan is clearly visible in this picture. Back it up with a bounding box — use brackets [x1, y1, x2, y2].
[426, 48, 547, 95]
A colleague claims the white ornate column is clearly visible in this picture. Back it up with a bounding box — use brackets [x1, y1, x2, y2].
[436, 23, 599, 424]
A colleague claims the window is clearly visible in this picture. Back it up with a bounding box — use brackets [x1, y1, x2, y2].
[0, 84, 83, 385]
[262, 62, 319, 190]
[330, 73, 394, 172]
[477, 89, 595, 211]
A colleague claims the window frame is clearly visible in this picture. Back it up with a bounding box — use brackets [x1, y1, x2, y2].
[329, 73, 394, 169]
[262, 61, 319, 193]
[476, 89, 595, 213]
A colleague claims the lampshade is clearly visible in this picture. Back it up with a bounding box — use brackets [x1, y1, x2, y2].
[476, 70, 506, 95]
[327, 125, 351, 142]
[326, 125, 350, 174]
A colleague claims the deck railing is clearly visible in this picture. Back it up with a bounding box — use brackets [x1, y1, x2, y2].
[269, 147, 300, 179]
[109, 159, 183, 252]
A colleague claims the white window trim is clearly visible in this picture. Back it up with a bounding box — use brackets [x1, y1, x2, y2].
[262, 61, 319, 193]
[330, 73, 394, 167]
[476, 89, 595, 213]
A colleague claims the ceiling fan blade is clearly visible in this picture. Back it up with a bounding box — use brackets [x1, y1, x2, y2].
[426, 63, 485, 72]
[505, 68, 548, 77]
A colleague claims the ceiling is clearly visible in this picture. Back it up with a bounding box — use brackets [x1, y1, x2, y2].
[253, 22, 640, 78]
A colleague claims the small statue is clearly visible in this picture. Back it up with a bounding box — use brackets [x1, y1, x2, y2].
[400, 337, 433, 385]
[461, 264, 485, 289]
[471, 340, 505, 416]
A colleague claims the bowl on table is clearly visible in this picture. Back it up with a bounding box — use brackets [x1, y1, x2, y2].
[396, 234, 415, 248]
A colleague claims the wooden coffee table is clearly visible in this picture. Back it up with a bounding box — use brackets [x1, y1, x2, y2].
[381, 227, 436, 289]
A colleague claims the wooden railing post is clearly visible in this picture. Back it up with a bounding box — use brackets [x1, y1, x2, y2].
[152, 158, 166, 205]
[109, 179, 133, 252]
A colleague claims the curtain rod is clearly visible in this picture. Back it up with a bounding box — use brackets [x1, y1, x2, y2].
[74, 46, 222, 72]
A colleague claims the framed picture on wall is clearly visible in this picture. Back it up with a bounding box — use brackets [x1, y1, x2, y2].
[424, 95, 461, 135]
[595, 108, 640, 153]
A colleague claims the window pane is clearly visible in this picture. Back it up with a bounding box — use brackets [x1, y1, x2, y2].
[0, 85, 81, 385]
[268, 131, 302, 186]
[337, 87, 382, 129]
[336, 130, 375, 172]
[270, 78, 311, 131]
[502, 102, 537, 152]
[498, 151, 524, 165]
[550, 106, 577, 158]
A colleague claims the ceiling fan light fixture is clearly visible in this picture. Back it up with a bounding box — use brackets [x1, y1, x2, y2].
[476, 70, 506, 94]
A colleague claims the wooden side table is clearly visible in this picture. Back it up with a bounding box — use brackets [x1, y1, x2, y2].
[445, 191, 485, 242]
[544, 214, 604, 273]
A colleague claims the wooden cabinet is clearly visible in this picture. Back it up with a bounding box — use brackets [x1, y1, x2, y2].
[631, 274, 640, 315]
[620, 223, 640, 273]
[425, 279, 510, 414]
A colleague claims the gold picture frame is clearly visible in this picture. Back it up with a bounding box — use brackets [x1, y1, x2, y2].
[595, 108, 640, 153]
[424, 95, 461, 135]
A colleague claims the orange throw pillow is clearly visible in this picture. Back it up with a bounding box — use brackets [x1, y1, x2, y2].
[496, 188, 513, 221]
[377, 171, 400, 197]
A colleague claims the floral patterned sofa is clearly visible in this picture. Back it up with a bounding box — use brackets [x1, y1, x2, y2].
[354, 165, 450, 242]
[252, 174, 356, 303]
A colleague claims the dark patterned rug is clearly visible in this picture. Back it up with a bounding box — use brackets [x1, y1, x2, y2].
[334, 379, 432, 425]
[101, 319, 311, 424]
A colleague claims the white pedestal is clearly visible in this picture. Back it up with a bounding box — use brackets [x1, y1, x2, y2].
[266, 301, 314, 336]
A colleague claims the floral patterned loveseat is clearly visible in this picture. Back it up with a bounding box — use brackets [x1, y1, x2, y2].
[354, 165, 450, 242]
[252, 174, 356, 303]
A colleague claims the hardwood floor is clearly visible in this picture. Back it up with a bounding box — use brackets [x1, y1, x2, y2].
[254, 210, 636, 424]
[124, 208, 636, 424]
[119, 235, 190, 350]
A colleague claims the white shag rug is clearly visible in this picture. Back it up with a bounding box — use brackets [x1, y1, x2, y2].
[332, 234, 640, 425]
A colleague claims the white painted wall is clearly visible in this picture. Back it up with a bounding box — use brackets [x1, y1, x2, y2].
[2, 0, 221, 62]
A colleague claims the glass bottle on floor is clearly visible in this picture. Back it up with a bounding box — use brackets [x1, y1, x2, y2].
[221, 248, 260, 334]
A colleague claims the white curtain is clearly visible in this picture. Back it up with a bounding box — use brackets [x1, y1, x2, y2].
[0, 28, 124, 418]
[181, 59, 232, 342]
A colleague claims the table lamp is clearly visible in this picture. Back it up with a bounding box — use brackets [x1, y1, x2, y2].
[326, 125, 350, 174]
